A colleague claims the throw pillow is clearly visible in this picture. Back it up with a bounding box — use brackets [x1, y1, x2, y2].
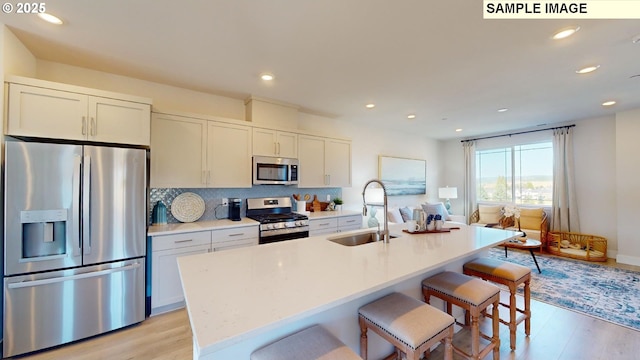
[387, 208, 404, 223]
[421, 202, 451, 221]
[519, 208, 543, 229]
[399, 207, 413, 222]
[478, 204, 502, 224]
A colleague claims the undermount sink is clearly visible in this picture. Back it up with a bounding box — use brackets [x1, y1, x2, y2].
[328, 232, 398, 246]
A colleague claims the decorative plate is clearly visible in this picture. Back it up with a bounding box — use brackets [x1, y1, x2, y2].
[171, 192, 205, 223]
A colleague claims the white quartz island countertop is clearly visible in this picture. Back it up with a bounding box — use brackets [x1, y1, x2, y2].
[177, 223, 520, 359]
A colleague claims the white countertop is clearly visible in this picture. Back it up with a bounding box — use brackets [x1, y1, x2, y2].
[177, 223, 519, 358]
[301, 210, 362, 219]
[148, 218, 259, 236]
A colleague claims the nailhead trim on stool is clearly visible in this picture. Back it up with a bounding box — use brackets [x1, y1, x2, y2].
[250, 325, 361, 360]
[464, 256, 532, 351]
[358, 292, 455, 360]
[422, 271, 501, 360]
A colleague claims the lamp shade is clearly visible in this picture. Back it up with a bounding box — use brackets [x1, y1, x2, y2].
[438, 187, 458, 199]
[364, 187, 385, 204]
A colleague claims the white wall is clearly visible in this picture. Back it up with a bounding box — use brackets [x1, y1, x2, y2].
[439, 139, 465, 216]
[2, 26, 37, 77]
[35, 60, 245, 120]
[573, 116, 617, 256]
[616, 108, 640, 265]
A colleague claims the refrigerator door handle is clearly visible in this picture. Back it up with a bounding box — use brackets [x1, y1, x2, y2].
[83, 155, 91, 255]
[6, 262, 142, 289]
[72, 155, 82, 256]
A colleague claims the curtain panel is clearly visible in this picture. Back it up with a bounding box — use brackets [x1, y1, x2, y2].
[463, 141, 476, 223]
[551, 127, 580, 232]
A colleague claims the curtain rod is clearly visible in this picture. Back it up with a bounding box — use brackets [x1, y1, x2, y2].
[460, 124, 575, 143]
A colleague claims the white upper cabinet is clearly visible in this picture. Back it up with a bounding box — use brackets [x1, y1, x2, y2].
[298, 135, 351, 188]
[150, 113, 208, 188]
[298, 135, 327, 187]
[150, 112, 252, 188]
[207, 121, 252, 188]
[7, 84, 88, 141]
[325, 138, 352, 187]
[88, 97, 151, 145]
[6, 77, 151, 146]
[252, 128, 298, 158]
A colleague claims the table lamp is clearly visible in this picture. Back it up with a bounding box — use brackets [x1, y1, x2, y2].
[438, 187, 458, 214]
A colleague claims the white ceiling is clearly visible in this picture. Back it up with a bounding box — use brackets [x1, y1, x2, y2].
[1, 0, 639, 140]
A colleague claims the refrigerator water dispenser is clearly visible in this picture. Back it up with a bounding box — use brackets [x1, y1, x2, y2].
[21, 209, 68, 258]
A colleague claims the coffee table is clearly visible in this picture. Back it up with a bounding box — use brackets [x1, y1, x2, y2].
[503, 238, 542, 273]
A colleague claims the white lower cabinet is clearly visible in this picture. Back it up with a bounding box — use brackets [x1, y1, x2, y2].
[309, 215, 363, 237]
[151, 231, 211, 315]
[211, 226, 259, 252]
[150, 226, 258, 315]
[309, 218, 339, 237]
[337, 215, 363, 232]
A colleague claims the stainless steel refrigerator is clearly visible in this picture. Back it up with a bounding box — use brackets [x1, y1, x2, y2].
[2, 140, 147, 358]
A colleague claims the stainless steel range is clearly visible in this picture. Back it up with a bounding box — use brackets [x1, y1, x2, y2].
[246, 197, 309, 244]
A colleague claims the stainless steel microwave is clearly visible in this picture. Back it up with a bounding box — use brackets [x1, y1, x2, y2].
[253, 156, 299, 185]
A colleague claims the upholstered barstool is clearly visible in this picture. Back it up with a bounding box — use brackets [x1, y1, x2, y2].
[358, 292, 454, 360]
[463, 257, 531, 350]
[251, 325, 361, 360]
[422, 271, 500, 360]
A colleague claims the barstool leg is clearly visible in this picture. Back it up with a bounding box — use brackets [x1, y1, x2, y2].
[525, 279, 531, 336]
[492, 299, 500, 360]
[509, 285, 517, 350]
[359, 316, 368, 359]
[444, 327, 453, 360]
[471, 314, 479, 359]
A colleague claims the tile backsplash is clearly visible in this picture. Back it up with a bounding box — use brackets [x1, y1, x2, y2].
[149, 186, 342, 224]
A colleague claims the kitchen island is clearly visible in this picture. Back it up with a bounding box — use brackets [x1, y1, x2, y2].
[177, 223, 519, 359]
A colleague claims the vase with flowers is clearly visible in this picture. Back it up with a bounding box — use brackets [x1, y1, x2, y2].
[503, 204, 526, 240]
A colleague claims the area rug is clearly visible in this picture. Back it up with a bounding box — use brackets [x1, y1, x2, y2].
[487, 247, 640, 331]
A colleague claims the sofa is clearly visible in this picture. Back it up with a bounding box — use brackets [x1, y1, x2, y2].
[469, 204, 549, 242]
[384, 202, 466, 228]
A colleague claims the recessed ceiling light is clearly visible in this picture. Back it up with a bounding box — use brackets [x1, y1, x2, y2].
[602, 100, 616, 106]
[455, 128, 463, 132]
[37, 13, 63, 25]
[497, 108, 508, 112]
[576, 65, 600, 74]
[407, 114, 416, 119]
[365, 103, 375, 109]
[260, 73, 274, 81]
[552, 26, 580, 40]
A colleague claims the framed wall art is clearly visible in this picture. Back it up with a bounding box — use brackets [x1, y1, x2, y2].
[378, 155, 426, 196]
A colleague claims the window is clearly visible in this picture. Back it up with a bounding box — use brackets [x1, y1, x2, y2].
[476, 142, 553, 205]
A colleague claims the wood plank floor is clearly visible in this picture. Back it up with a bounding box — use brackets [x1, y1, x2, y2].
[13, 253, 640, 360]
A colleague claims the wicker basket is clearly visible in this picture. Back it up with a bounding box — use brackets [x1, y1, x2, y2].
[547, 232, 607, 262]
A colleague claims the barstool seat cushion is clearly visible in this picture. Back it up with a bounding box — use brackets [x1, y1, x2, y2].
[422, 271, 500, 306]
[464, 257, 530, 282]
[358, 292, 454, 350]
[251, 325, 361, 360]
